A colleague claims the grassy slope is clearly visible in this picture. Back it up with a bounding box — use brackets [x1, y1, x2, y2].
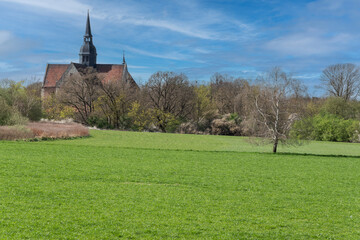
[0, 130, 360, 239]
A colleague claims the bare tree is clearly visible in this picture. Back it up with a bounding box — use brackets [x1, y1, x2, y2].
[57, 68, 101, 123]
[233, 80, 255, 117]
[254, 67, 304, 153]
[321, 63, 360, 101]
[210, 73, 245, 114]
[95, 77, 137, 128]
[144, 71, 194, 132]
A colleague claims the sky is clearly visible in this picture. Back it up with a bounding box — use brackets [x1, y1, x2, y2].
[0, 0, 360, 95]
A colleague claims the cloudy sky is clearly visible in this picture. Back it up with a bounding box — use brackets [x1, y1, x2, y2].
[0, 0, 359, 94]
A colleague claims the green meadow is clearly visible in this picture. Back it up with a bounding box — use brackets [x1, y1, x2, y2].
[1, 130, 360, 239]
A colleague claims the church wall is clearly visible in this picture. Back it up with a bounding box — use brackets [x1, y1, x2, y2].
[42, 87, 56, 99]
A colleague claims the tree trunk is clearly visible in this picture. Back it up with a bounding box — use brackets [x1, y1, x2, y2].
[273, 138, 278, 153]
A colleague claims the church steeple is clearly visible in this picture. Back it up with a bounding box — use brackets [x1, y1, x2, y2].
[85, 11, 92, 38]
[79, 11, 97, 67]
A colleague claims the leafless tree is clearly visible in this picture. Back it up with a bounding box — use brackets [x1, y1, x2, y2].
[321, 63, 360, 101]
[144, 71, 194, 132]
[233, 80, 255, 116]
[210, 73, 245, 114]
[254, 67, 305, 153]
[57, 68, 101, 123]
[95, 76, 137, 128]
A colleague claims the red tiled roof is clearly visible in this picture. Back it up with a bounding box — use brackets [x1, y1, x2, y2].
[43, 64, 69, 88]
[43, 63, 138, 90]
[96, 64, 124, 84]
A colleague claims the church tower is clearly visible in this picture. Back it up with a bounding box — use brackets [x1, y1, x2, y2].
[42, 11, 139, 99]
[79, 11, 97, 67]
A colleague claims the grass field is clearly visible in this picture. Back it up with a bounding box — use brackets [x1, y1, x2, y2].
[1, 130, 360, 239]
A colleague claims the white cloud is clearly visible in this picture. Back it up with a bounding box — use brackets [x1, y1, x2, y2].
[125, 46, 189, 61]
[0, 31, 32, 56]
[0, 0, 91, 15]
[96, 0, 254, 41]
[116, 14, 254, 41]
[265, 33, 353, 56]
[307, 0, 360, 13]
[0, 30, 12, 45]
[0, 0, 254, 41]
[120, 18, 218, 40]
[193, 48, 211, 54]
[308, 0, 344, 11]
[294, 73, 321, 79]
[0, 62, 19, 72]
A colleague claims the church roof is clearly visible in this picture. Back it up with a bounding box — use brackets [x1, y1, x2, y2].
[97, 64, 124, 83]
[43, 64, 70, 88]
[42, 11, 138, 94]
[43, 63, 138, 89]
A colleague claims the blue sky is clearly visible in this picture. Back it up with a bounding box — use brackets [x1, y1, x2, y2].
[0, 0, 360, 95]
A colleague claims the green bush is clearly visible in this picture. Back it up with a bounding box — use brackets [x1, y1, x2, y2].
[291, 113, 360, 142]
[0, 97, 28, 126]
[165, 118, 181, 133]
[321, 97, 359, 119]
[27, 101, 42, 121]
[0, 79, 41, 124]
[0, 98, 12, 125]
[229, 113, 242, 125]
[87, 116, 113, 129]
[6, 110, 28, 126]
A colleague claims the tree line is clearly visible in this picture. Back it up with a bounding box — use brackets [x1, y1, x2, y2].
[1, 63, 360, 152]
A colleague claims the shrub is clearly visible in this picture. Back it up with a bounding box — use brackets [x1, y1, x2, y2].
[42, 95, 75, 120]
[0, 122, 89, 141]
[211, 114, 242, 136]
[178, 122, 198, 134]
[87, 116, 113, 129]
[6, 110, 28, 126]
[128, 102, 153, 131]
[0, 98, 12, 125]
[27, 122, 89, 139]
[291, 113, 360, 142]
[0, 125, 34, 140]
[0, 97, 28, 126]
[321, 97, 359, 119]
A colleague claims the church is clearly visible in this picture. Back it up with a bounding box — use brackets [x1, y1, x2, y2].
[42, 12, 138, 98]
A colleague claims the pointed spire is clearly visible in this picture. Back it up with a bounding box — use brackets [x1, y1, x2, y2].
[123, 50, 126, 64]
[80, 10, 97, 67]
[84, 10, 92, 38]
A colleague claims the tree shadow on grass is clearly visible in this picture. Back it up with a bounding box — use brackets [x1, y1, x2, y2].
[267, 151, 360, 159]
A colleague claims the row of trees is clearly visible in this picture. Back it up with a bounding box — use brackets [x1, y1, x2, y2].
[0, 79, 42, 125]
[1, 63, 360, 153]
